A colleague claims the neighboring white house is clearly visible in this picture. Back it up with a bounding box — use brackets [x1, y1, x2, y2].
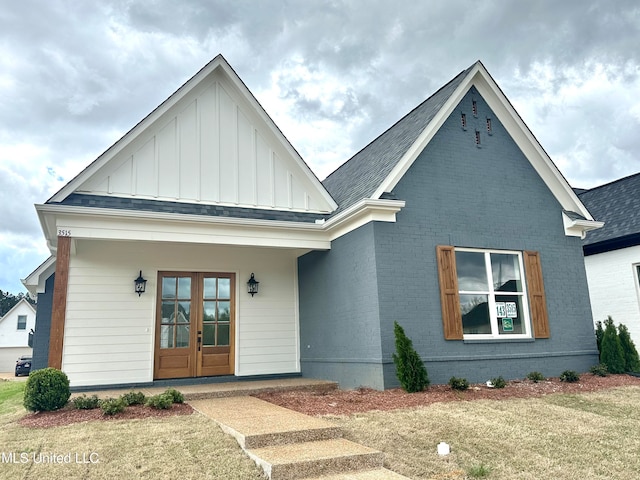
[578, 172, 640, 347]
[0, 298, 36, 371]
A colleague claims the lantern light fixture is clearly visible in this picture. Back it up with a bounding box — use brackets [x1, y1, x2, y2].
[134, 270, 147, 296]
[247, 273, 259, 297]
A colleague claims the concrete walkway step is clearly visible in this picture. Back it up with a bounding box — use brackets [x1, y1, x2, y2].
[246, 438, 384, 480]
[305, 468, 412, 479]
[190, 397, 341, 448]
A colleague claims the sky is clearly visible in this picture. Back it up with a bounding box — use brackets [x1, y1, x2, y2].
[1, 0, 640, 294]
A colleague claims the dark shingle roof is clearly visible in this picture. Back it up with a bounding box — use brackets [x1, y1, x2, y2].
[60, 194, 327, 223]
[322, 63, 475, 214]
[578, 172, 640, 252]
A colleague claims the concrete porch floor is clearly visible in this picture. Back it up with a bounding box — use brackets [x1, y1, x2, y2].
[70, 377, 338, 401]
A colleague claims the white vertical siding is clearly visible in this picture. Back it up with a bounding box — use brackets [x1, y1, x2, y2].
[584, 245, 640, 347]
[76, 69, 333, 213]
[61, 240, 300, 387]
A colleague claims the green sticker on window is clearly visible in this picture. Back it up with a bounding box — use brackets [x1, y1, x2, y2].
[502, 317, 514, 332]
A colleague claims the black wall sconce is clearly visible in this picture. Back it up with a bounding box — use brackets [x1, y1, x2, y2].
[247, 273, 259, 297]
[134, 270, 147, 296]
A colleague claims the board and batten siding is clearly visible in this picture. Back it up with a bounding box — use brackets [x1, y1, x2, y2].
[61, 240, 301, 387]
[584, 245, 640, 348]
[77, 72, 329, 213]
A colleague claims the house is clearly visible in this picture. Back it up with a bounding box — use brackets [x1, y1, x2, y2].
[0, 298, 36, 371]
[577, 173, 640, 347]
[23, 55, 603, 389]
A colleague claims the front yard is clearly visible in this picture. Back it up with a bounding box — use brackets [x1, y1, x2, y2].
[1, 378, 639, 479]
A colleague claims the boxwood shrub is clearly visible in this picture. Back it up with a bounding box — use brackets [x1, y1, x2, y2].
[23, 368, 71, 412]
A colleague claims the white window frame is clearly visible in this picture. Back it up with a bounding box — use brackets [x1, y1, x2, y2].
[456, 247, 532, 340]
[634, 264, 640, 308]
[17, 315, 27, 331]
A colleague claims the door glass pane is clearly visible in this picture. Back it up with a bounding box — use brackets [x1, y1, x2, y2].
[162, 277, 176, 299]
[460, 294, 491, 334]
[203, 324, 215, 346]
[177, 277, 191, 299]
[217, 324, 230, 346]
[160, 325, 174, 348]
[177, 301, 191, 323]
[176, 325, 190, 347]
[491, 253, 522, 292]
[161, 301, 175, 322]
[218, 301, 230, 322]
[218, 278, 231, 299]
[456, 251, 488, 291]
[496, 295, 524, 334]
[203, 301, 216, 321]
[204, 277, 216, 299]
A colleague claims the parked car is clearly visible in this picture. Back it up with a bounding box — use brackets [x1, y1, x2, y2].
[15, 356, 32, 376]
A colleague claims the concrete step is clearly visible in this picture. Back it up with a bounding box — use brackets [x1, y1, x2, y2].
[190, 396, 342, 448]
[305, 468, 412, 479]
[246, 438, 384, 480]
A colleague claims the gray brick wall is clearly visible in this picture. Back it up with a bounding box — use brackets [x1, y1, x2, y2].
[298, 223, 385, 389]
[31, 273, 54, 371]
[375, 88, 598, 386]
[298, 87, 598, 389]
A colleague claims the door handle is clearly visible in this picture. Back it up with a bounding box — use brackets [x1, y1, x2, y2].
[197, 334, 202, 352]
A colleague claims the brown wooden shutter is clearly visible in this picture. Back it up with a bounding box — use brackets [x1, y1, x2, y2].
[523, 251, 550, 339]
[436, 245, 463, 340]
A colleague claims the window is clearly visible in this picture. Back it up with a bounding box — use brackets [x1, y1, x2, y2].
[456, 249, 529, 337]
[17, 315, 27, 330]
[436, 246, 550, 340]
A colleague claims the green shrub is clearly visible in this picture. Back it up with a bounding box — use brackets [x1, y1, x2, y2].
[146, 393, 174, 409]
[595, 320, 604, 359]
[120, 391, 146, 406]
[559, 370, 580, 383]
[589, 363, 609, 377]
[72, 394, 100, 410]
[490, 376, 506, 389]
[449, 376, 469, 391]
[526, 371, 545, 383]
[23, 368, 71, 412]
[617, 323, 640, 373]
[600, 317, 625, 374]
[164, 388, 184, 404]
[392, 321, 430, 393]
[99, 397, 126, 415]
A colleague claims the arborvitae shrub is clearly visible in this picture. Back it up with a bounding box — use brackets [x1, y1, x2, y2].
[392, 321, 430, 393]
[72, 394, 100, 409]
[120, 391, 146, 406]
[526, 371, 545, 383]
[595, 321, 604, 359]
[559, 370, 580, 383]
[449, 376, 469, 391]
[600, 317, 625, 374]
[617, 323, 640, 373]
[23, 368, 71, 412]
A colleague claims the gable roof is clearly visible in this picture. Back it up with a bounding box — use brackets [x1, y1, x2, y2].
[323, 61, 597, 229]
[578, 171, 640, 254]
[0, 298, 36, 322]
[47, 54, 337, 214]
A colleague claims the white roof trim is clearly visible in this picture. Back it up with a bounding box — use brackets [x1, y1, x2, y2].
[21, 255, 57, 296]
[373, 62, 594, 221]
[47, 55, 337, 211]
[0, 298, 36, 321]
[562, 212, 604, 239]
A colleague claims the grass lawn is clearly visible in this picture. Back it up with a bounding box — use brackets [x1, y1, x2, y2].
[0, 380, 263, 480]
[331, 385, 640, 479]
[2, 381, 639, 480]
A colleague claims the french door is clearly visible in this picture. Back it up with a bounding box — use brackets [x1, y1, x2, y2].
[154, 272, 235, 379]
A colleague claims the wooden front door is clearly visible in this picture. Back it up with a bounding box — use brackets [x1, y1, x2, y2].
[154, 272, 235, 379]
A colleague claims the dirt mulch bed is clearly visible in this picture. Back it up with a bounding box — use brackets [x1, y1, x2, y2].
[254, 374, 640, 416]
[18, 402, 194, 429]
